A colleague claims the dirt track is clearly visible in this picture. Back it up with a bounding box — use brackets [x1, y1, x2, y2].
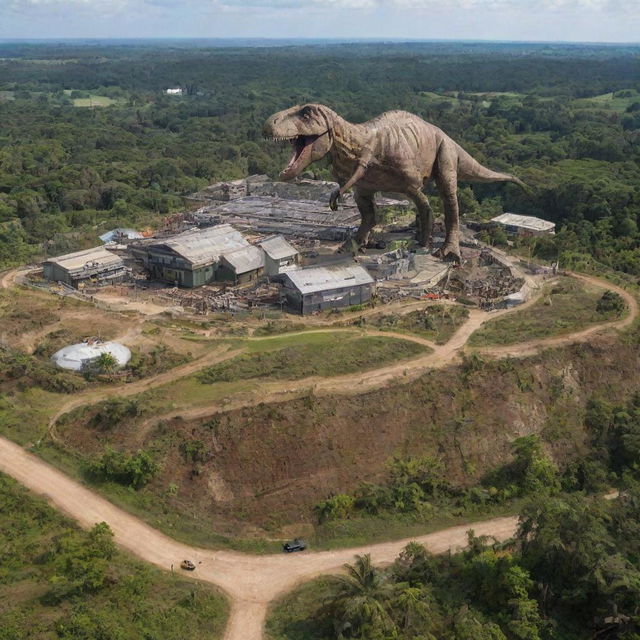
[0, 436, 518, 640]
[0, 269, 637, 640]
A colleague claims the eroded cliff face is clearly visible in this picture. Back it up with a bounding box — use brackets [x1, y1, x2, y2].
[58, 332, 640, 535]
[152, 333, 638, 529]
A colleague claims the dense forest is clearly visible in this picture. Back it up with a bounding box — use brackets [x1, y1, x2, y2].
[0, 41, 639, 271]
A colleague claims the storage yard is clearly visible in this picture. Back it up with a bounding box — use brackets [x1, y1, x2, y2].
[29, 177, 549, 316]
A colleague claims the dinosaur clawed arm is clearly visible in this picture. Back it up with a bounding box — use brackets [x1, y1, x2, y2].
[329, 147, 374, 211]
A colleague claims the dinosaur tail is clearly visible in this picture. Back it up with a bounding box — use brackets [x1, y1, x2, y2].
[455, 143, 531, 194]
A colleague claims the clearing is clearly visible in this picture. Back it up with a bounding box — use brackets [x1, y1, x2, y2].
[468, 276, 626, 346]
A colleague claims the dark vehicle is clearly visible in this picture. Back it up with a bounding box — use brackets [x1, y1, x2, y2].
[283, 538, 307, 553]
[180, 559, 196, 571]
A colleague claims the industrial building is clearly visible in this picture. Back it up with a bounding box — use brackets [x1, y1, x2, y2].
[141, 224, 249, 287]
[259, 236, 299, 276]
[193, 195, 361, 241]
[217, 245, 265, 285]
[282, 264, 375, 314]
[491, 213, 556, 236]
[43, 246, 127, 288]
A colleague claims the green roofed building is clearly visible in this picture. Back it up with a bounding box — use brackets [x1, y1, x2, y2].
[143, 224, 249, 287]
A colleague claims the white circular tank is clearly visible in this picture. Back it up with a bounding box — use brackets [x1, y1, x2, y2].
[51, 340, 131, 372]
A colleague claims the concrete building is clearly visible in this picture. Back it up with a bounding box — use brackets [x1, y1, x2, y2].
[491, 213, 555, 237]
[165, 88, 183, 95]
[282, 264, 375, 315]
[143, 224, 249, 287]
[259, 236, 299, 276]
[217, 245, 265, 285]
[43, 246, 126, 288]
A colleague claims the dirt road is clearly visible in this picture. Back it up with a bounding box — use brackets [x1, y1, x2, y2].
[0, 436, 518, 640]
[0, 270, 636, 640]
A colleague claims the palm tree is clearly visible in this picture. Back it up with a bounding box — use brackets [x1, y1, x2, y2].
[323, 553, 397, 639]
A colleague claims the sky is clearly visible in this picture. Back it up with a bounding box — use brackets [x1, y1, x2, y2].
[2, 0, 639, 43]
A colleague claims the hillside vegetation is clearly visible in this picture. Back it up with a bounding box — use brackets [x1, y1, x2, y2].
[267, 482, 640, 640]
[0, 472, 228, 639]
[0, 41, 638, 276]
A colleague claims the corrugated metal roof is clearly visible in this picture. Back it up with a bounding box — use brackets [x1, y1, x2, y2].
[150, 224, 249, 268]
[285, 264, 374, 295]
[259, 235, 299, 260]
[44, 246, 123, 273]
[220, 245, 265, 274]
[491, 213, 555, 232]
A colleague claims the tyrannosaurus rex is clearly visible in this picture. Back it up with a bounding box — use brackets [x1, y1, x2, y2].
[263, 104, 527, 261]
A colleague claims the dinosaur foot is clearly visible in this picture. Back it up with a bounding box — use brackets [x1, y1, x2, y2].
[337, 236, 369, 254]
[435, 242, 462, 264]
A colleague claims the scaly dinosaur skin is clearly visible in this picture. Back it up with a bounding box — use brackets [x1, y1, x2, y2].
[263, 104, 527, 261]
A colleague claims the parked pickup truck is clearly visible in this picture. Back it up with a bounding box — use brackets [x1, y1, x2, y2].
[283, 538, 307, 553]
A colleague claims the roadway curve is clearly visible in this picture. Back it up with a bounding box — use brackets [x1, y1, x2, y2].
[0, 270, 636, 640]
[0, 437, 517, 640]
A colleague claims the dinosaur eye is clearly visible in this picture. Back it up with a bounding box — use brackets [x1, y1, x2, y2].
[301, 106, 313, 119]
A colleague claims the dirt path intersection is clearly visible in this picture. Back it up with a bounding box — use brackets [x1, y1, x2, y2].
[0, 269, 636, 640]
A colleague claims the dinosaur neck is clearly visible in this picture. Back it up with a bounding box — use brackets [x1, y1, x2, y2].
[328, 113, 368, 164]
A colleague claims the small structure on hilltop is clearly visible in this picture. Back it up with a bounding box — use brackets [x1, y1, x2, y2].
[217, 245, 265, 285]
[282, 263, 375, 314]
[52, 339, 131, 372]
[140, 224, 249, 287]
[259, 235, 299, 276]
[43, 246, 127, 289]
[491, 213, 555, 237]
[99, 228, 144, 244]
[165, 88, 183, 95]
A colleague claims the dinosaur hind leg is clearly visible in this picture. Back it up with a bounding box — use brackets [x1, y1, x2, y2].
[353, 189, 377, 248]
[434, 144, 462, 263]
[409, 190, 434, 248]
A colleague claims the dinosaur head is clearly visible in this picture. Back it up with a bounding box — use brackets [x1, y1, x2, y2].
[263, 104, 334, 180]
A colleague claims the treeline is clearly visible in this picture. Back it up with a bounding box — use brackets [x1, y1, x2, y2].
[0, 42, 639, 271]
[270, 483, 640, 640]
[271, 392, 640, 639]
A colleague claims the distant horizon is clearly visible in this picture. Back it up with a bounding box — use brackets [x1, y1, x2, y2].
[1, 36, 638, 46]
[4, 1, 638, 44]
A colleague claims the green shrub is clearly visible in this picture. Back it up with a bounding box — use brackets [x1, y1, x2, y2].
[596, 290, 626, 316]
[85, 447, 158, 489]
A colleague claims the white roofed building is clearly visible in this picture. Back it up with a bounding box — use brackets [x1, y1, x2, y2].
[43, 246, 127, 288]
[259, 235, 299, 276]
[491, 213, 555, 236]
[218, 245, 265, 285]
[282, 263, 375, 314]
[52, 339, 131, 372]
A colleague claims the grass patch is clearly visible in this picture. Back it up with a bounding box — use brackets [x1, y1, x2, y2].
[352, 304, 469, 344]
[468, 276, 625, 346]
[310, 499, 525, 550]
[72, 95, 122, 107]
[0, 471, 229, 639]
[253, 321, 311, 336]
[198, 334, 429, 383]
